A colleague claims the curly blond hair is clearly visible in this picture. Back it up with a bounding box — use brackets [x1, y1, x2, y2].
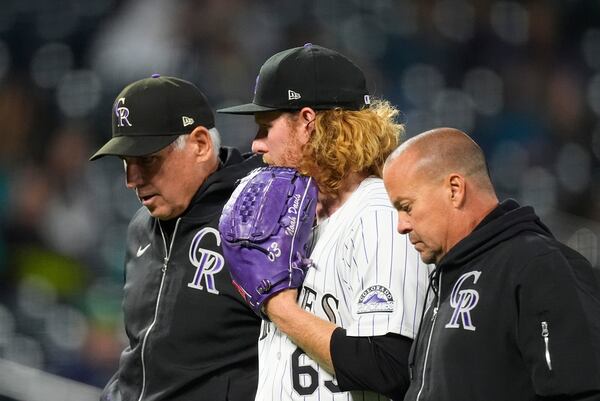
[297, 99, 404, 196]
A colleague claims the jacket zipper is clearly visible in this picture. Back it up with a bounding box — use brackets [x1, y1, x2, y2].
[416, 271, 443, 401]
[541, 321, 552, 371]
[137, 218, 181, 401]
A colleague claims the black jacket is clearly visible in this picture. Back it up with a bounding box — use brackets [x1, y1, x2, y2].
[405, 200, 600, 401]
[101, 148, 263, 401]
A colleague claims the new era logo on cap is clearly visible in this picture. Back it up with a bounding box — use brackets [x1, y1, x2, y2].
[182, 116, 194, 127]
[288, 90, 301, 100]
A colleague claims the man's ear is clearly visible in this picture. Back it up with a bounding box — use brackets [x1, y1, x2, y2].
[448, 173, 466, 208]
[298, 107, 317, 144]
[189, 126, 213, 161]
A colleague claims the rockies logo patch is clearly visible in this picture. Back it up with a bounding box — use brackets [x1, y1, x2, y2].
[357, 285, 394, 314]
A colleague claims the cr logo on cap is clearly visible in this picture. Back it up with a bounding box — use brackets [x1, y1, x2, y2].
[115, 97, 132, 128]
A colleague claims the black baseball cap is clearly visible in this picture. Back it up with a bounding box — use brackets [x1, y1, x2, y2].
[90, 75, 215, 161]
[217, 43, 371, 115]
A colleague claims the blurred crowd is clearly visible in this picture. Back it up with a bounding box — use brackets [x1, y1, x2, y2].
[0, 0, 599, 389]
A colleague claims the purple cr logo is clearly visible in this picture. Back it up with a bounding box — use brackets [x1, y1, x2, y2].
[187, 227, 224, 294]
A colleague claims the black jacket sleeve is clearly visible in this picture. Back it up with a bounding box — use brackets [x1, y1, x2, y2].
[517, 249, 600, 398]
[330, 327, 413, 400]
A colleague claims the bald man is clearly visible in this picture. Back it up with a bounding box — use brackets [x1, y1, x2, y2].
[383, 128, 600, 401]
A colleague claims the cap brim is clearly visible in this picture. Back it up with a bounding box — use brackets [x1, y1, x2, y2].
[89, 134, 179, 161]
[216, 102, 282, 115]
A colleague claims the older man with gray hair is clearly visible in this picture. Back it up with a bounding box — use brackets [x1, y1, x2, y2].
[91, 75, 263, 401]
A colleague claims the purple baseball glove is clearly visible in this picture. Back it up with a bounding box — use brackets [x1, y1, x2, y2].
[219, 166, 318, 319]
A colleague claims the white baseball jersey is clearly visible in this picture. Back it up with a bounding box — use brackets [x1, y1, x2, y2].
[254, 177, 432, 401]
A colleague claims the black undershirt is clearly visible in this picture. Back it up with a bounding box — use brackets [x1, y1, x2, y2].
[330, 327, 413, 400]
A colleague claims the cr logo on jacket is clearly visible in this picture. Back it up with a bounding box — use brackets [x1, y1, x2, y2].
[188, 227, 225, 294]
[445, 271, 482, 331]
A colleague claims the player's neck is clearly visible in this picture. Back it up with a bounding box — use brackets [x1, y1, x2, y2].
[316, 172, 367, 221]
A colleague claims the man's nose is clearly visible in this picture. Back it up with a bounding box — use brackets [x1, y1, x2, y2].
[125, 162, 143, 189]
[397, 216, 413, 235]
[251, 134, 268, 154]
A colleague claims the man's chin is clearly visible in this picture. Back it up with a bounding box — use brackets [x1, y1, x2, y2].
[419, 252, 437, 265]
[147, 208, 161, 219]
[146, 206, 167, 220]
[262, 157, 299, 169]
[262, 155, 285, 167]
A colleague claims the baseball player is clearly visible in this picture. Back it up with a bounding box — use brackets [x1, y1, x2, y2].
[218, 44, 431, 400]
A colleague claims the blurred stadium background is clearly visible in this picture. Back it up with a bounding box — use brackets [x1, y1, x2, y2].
[0, 0, 599, 399]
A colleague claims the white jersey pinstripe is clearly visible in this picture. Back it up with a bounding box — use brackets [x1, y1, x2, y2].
[254, 177, 432, 401]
